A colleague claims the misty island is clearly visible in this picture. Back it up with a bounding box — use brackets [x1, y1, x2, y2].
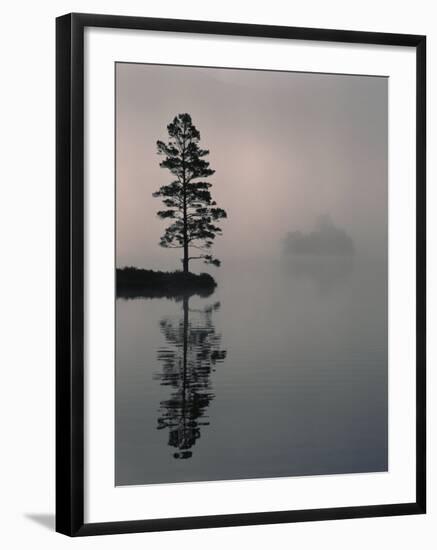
[117, 113, 227, 299]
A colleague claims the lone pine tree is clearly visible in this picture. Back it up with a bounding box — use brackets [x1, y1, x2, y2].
[153, 113, 227, 274]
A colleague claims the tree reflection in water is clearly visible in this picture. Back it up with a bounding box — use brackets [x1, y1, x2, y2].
[155, 296, 227, 459]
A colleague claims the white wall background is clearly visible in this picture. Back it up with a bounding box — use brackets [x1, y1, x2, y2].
[0, 0, 435, 547]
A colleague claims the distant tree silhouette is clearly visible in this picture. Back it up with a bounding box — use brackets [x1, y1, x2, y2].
[155, 298, 226, 458]
[153, 113, 227, 273]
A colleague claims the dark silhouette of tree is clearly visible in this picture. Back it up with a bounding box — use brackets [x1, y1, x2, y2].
[155, 297, 226, 459]
[153, 113, 227, 273]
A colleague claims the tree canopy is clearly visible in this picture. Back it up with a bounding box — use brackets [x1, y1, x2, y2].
[153, 113, 227, 273]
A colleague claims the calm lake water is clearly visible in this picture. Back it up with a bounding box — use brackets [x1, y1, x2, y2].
[115, 257, 388, 486]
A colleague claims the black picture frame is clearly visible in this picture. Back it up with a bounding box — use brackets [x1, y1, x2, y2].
[56, 12, 426, 537]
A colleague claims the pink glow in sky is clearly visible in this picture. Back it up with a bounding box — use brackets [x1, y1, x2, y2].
[116, 63, 387, 269]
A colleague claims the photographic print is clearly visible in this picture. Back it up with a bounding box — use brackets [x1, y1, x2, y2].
[115, 62, 388, 486]
[56, 14, 426, 535]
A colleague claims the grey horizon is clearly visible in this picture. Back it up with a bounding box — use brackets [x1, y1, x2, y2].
[116, 62, 387, 270]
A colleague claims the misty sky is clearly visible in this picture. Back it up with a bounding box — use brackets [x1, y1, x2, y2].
[116, 63, 387, 269]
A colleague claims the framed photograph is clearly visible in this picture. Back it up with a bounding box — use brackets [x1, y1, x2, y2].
[56, 13, 426, 536]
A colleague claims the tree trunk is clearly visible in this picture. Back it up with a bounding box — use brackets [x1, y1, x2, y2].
[182, 193, 189, 273]
[182, 136, 189, 274]
[182, 244, 189, 274]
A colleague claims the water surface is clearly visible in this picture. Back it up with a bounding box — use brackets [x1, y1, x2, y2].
[115, 257, 387, 485]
